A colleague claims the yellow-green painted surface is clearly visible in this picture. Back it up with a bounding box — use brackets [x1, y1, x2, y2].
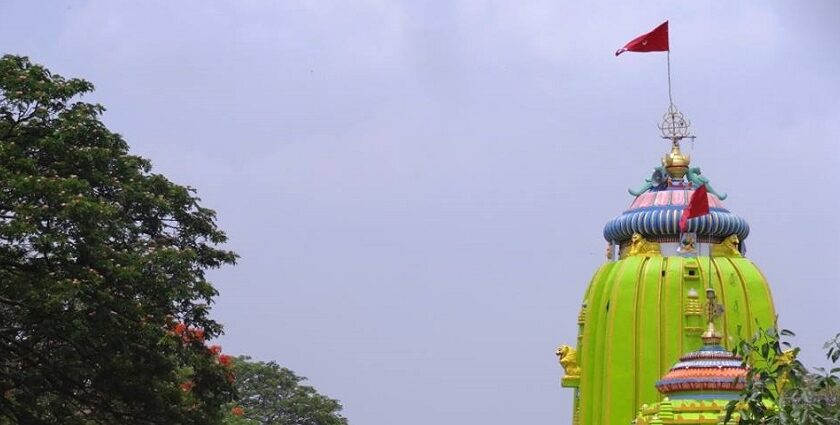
[573, 255, 775, 425]
[634, 398, 737, 424]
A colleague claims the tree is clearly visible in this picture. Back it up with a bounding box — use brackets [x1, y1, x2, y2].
[0, 55, 237, 424]
[223, 356, 348, 425]
[725, 329, 840, 424]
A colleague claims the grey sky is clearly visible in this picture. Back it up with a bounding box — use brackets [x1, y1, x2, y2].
[2, 1, 839, 424]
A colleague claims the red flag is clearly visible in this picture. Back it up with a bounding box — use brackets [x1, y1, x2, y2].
[615, 21, 669, 56]
[679, 185, 710, 232]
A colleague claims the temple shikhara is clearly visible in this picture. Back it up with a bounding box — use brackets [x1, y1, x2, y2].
[555, 104, 776, 424]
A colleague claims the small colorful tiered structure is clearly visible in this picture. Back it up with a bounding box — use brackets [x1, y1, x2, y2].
[632, 319, 747, 424]
[656, 323, 746, 400]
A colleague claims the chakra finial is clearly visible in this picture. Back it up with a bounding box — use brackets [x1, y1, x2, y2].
[657, 105, 693, 179]
[658, 104, 691, 140]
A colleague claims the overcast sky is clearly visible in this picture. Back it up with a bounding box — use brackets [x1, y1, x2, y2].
[2, 1, 839, 424]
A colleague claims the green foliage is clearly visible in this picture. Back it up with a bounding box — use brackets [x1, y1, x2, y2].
[0, 55, 237, 424]
[223, 356, 348, 425]
[725, 328, 840, 424]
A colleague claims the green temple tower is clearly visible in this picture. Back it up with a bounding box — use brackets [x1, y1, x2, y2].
[556, 106, 776, 424]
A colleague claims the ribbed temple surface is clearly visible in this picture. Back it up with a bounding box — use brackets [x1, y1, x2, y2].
[603, 188, 750, 243]
[574, 255, 775, 424]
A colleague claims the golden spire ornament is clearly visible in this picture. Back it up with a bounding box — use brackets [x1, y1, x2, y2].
[658, 104, 693, 179]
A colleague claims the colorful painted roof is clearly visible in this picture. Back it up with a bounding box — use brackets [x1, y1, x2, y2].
[603, 183, 750, 243]
[655, 335, 747, 400]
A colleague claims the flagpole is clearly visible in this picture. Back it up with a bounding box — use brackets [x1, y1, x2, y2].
[708, 234, 712, 292]
[667, 50, 673, 107]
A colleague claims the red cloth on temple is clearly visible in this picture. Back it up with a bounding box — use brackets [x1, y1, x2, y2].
[679, 184, 710, 232]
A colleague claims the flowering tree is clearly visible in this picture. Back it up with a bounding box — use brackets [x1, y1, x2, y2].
[0, 55, 237, 424]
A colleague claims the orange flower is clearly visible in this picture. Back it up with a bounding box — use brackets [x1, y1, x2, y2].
[191, 328, 205, 342]
[231, 406, 244, 416]
[172, 323, 187, 335]
[219, 354, 233, 367]
[180, 381, 194, 392]
[209, 345, 222, 355]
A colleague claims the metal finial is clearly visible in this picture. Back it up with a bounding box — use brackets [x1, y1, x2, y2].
[658, 104, 694, 179]
[705, 288, 724, 321]
[701, 288, 725, 344]
[657, 104, 692, 141]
